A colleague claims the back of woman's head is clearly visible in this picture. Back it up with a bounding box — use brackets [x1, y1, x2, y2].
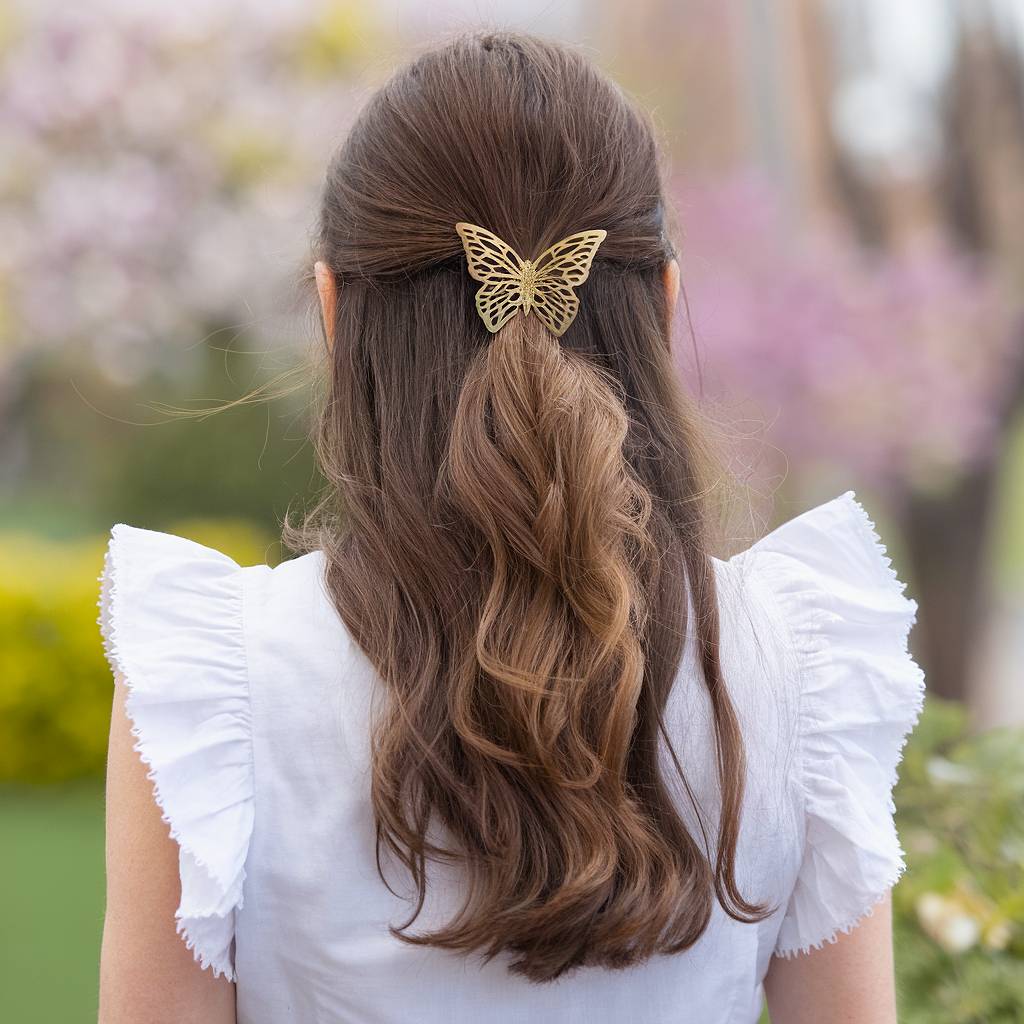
[299, 30, 767, 983]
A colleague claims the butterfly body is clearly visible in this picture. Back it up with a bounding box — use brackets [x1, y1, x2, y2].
[455, 222, 607, 337]
[519, 260, 537, 312]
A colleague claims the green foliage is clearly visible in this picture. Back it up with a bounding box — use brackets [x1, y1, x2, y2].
[3, 340, 319, 540]
[0, 521, 275, 783]
[893, 698, 1024, 1022]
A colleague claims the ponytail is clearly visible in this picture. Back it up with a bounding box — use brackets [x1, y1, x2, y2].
[445, 314, 653, 794]
[364, 314, 763, 982]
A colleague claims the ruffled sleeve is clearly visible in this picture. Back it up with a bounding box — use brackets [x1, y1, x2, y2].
[735, 490, 926, 958]
[97, 523, 254, 981]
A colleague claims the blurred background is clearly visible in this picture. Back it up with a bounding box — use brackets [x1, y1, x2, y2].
[1, 1, 1022, 1020]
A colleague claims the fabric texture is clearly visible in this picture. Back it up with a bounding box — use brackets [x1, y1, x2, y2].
[98, 525, 254, 981]
[97, 490, 925, 1022]
[732, 491, 926, 957]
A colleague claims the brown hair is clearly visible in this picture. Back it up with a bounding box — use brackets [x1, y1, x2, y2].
[293, 31, 767, 983]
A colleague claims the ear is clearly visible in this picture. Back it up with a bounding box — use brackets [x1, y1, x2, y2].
[315, 260, 338, 351]
[662, 258, 680, 350]
[663, 258, 680, 320]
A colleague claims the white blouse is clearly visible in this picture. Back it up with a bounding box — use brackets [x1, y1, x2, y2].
[97, 490, 925, 1024]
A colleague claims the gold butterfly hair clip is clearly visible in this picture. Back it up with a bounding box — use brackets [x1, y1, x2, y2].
[455, 222, 607, 338]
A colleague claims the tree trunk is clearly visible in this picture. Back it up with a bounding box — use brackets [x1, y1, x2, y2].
[900, 465, 1000, 702]
[900, 347, 1024, 704]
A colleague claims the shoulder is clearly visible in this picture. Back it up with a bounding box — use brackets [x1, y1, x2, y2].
[97, 523, 326, 981]
[716, 490, 926, 957]
[728, 489, 916, 610]
[711, 488, 922, 725]
[718, 490, 922, 676]
[100, 522, 331, 660]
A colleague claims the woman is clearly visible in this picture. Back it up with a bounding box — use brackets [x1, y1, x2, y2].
[98, 32, 924, 1024]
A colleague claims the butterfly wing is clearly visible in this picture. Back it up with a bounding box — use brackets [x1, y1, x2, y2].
[531, 282, 580, 339]
[531, 229, 607, 336]
[533, 230, 607, 286]
[455, 222, 527, 334]
[475, 279, 523, 334]
[455, 222, 525, 283]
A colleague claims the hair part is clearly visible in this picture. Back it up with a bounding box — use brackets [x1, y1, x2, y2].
[288, 30, 770, 983]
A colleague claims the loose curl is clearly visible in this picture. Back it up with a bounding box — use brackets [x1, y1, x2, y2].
[289, 31, 769, 983]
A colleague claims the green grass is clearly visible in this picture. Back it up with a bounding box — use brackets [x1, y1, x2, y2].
[0, 782, 105, 1024]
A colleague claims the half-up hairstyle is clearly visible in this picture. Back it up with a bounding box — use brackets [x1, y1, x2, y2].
[292, 30, 769, 983]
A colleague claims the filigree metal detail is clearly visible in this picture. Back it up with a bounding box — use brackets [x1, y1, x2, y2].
[455, 222, 607, 337]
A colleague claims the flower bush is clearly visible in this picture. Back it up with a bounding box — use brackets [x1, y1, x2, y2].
[0, 533, 111, 782]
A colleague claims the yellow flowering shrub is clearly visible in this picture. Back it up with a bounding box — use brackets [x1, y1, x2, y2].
[0, 521, 275, 783]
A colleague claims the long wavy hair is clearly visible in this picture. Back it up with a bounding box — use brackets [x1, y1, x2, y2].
[291, 31, 768, 983]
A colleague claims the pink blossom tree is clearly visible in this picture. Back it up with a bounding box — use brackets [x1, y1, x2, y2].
[0, 0, 369, 383]
[675, 173, 1023, 700]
